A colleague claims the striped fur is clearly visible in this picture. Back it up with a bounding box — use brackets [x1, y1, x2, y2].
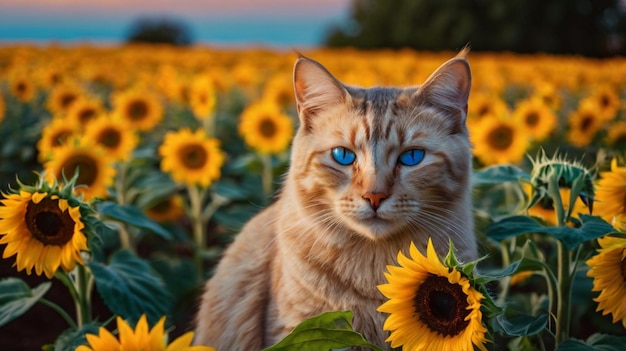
[194, 49, 476, 350]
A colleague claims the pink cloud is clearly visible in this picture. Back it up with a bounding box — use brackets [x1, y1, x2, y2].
[0, 0, 351, 18]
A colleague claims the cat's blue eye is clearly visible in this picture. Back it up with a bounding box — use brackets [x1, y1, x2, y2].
[331, 147, 356, 165]
[398, 149, 425, 166]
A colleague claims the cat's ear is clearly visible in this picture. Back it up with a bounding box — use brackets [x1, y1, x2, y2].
[293, 56, 349, 129]
[416, 48, 472, 122]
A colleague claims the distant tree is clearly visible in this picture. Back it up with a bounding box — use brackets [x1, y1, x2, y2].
[325, 0, 626, 57]
[126, 17, 193, 46]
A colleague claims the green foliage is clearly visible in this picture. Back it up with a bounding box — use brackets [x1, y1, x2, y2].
[96, 201, 173, 240]
[87, 250, 173, 325]
[262, 311, 384, 351]
[0, 278, 51, 327]
[486, 214, 615, 250]
[51, 322, 101, 351]
[126, 17, 193, 46]
[326, 0, 626, 57]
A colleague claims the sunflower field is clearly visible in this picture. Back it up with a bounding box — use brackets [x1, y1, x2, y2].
[1, 44, 626, 351]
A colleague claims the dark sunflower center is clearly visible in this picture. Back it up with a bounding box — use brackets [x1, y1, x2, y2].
[127, 100, 148, 121]
[17, 82, 27, 94]
[259, 118, 277, 138]
[414, 274, 470, 337]
[581, 115, 593, 130]
[478, 105, 490, 117]
[52, 131, 73, 147]
[25, 197, 75, 246]
[600, 95, 610, 108]
[487, 125, 514, 151]
[525, 112, 540, 127]
[78, 108, 97, 124]
[148, 198, 173, 214]
[178, 144, 208, 169]
[61, 94, 77, 109]
[59, 153, 99, 186]
[98, 127, 122, 149]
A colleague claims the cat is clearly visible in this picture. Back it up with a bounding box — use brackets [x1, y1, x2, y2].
[194, 48, 477, 350]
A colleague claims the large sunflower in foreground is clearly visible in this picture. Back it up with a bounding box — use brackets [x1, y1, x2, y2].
[84, 115, 138, 162]
[377, 238, 488, 351]
[471, 115, 529, 166]
[44, 137, 116, 201]
[0, 188, 88, 278]
[586, 236, 626, 328]
[159, 128, 225, 187]
[112, 88, 164, 132]
[594, 158, 626, 231]
[238, 100, 294, 154]
[76, 314, 215, 351]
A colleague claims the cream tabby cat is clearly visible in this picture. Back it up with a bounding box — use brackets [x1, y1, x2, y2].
[194, 49, 477, 350]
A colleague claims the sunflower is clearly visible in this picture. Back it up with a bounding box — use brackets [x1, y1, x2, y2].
[112, 88, 164, 132]
[145, 194, 185, 223]
[238, 100, 294, 154]
[468, 92, 509, 121]
[44, 137, 116, 201]
[377, 238, 488, 351]
[586, 236, 626, 328]
[471, 115, 529, 166]
[523, 183, 589, 226]
[37, 116, 80, 162]
[604, 121, 626, 149]
[66, 95, 106, 128]
[84, 115, 138, 162]
[9, 70, 37, 103]
[512, 97, 557, 142]
[595, 158, 626, 231]
[533, 81, 562, 110]
[189, 74, 217, 120]
[567, 99, 604, 148]
[0, 189, 88, 279]
[262, 73, 295, 108]
[588, 84, 621, 121]
[159, 128, 225, 187]
[76, 314, 215, 351]
[0, 93, 5, 123]
[46, 81, 84, 115]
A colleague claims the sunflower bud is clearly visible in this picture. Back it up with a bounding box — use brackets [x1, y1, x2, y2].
[528, 151, 595, 223]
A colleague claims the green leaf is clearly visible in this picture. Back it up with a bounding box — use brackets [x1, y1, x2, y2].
[53, 322, 101, 351]
[557, 339, 595, 351]
[493, 313, 547, 337]
[262, 311, 384, 351]
[213, 178, 250, 201]
[486, 215, 615, 250]
[87, 250, 173, 324]
[474, 256, 546, 285]
[0, 277, 51, 327]
[472, 165, 530, 187]
[585, 333, 626, 351]
[97, 201, 172, 239]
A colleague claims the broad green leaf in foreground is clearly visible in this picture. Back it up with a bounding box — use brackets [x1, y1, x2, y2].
[0, 277, 51, 327]
[87, 250, 173, 324]
[557, 333, 626, 351]
[262, 311, 384, 351]
[51, 322, 101, 351]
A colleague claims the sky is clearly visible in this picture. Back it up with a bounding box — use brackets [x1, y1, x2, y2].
[0, 0, 353, 48]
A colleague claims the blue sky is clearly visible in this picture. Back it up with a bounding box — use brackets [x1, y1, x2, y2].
[0, 0, 352, 47]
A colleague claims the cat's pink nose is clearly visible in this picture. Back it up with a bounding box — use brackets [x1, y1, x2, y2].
[362, 192, 388, 211]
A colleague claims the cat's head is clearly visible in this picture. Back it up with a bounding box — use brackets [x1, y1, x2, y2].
[289, 50, 473, 242]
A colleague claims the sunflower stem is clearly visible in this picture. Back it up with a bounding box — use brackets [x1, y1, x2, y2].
[548, 172, 573, 345]
[114, 162, 133, 251]
[39, 298, 78, 330]
[188, 184, 208, 282]
[261, 153, 273, 204]
[74, 264, 92, 328]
